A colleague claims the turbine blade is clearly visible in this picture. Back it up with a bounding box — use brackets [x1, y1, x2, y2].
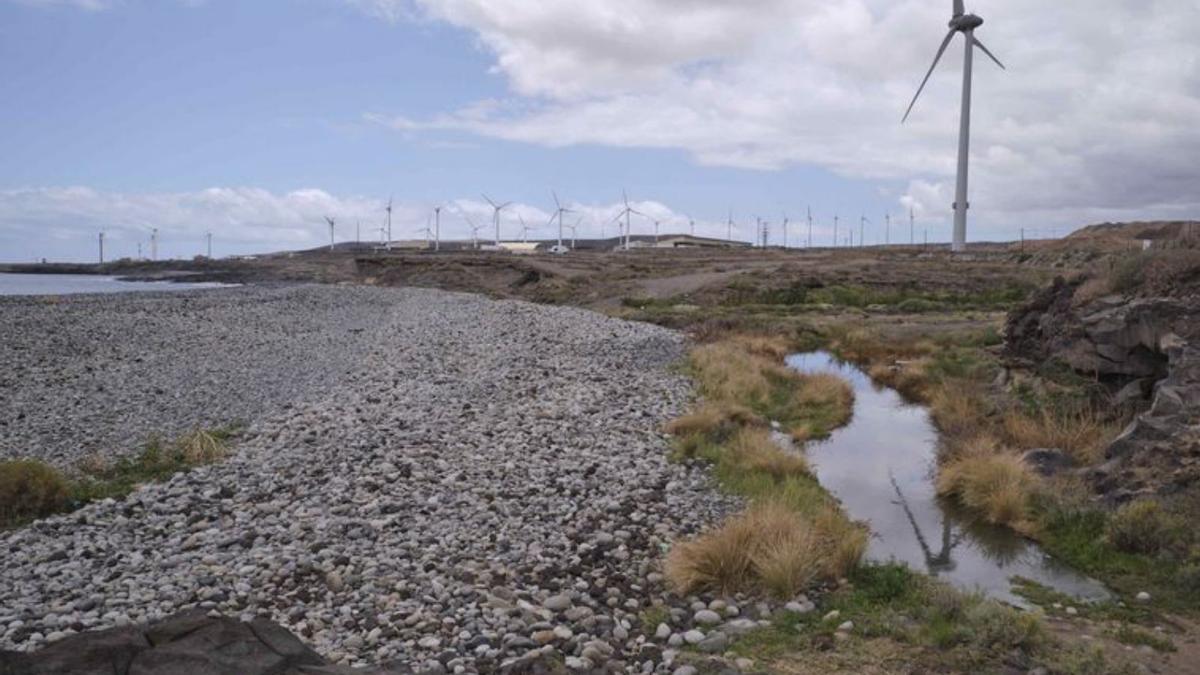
[902, 29, 957, 123]
[953, 0, 964, 18]
[553, 191, 562, 210]
[973, 37, 1006, 70]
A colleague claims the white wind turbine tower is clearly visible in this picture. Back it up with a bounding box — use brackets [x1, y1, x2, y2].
[385, 197, 394, 251]
[689, 218, 696, 237]
[833, 215, 840, 248]
[910, 207, 916, 246]
[482, 195, 512, 246]
[781, 214, 790, 249]
[567, 216, 582, 250]
[612, 191, 645, 251]
[551, 192, 574, 250]
[432, 206, 442, 252]
[325, 217, 336, 252]
[903, 0, 1006, 253]
[860, 215, 870, 248]
[806, 207, 814, 248]
[885, 213, 891, 246]
[519, 214, 534, 243]
[454, 204, 486, 250]
[727, 210, 735, 243]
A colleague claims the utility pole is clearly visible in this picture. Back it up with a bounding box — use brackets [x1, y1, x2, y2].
[98, 232, 105, 264]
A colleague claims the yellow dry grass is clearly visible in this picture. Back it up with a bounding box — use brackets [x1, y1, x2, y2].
[666, 500, 867, 598]
[177, 429, 231, 465]
[929, 382, 989, 441]
[729, 427, 810, 481]
[937, 449, 1039, 530]
[999, 407, 1120, 465]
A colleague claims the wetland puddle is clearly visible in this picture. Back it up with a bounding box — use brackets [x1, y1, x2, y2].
[787, 351, 1109, 606]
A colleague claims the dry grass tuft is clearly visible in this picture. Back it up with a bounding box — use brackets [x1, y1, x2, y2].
[937, 449, 1039, 529]
[0, 460, 70, 526]
[666, 500, 866, 598]
[665, 404, 763, 438]
[929, 382, 989, 440]
[999, 407, 1120, 465]
[177, 429, 231, 465]
[730, 428, 810, 481]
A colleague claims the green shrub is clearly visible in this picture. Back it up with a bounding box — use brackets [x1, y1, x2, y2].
[0, 460, 70, 526]
[1107, 500, 1181, 555]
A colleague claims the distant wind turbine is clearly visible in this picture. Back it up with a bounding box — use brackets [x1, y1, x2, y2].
[482, 194, 512, 246]
[885, 213, 891, 246]
[432, 206, 442, 252]
[552, 191, 574, 250]
[98, 231, 105, 264]
[568, 216, 582, 249]
[689, 218, 696, 237]
[385, 197, 393, 251]
[612, 191, 645, 251]
[325, 216, 336, 252]
[455, 204, 485, 249]
[806, 207, 814, 249]
[782, 214, 789, 249]
[727, 209, 735, 243]
[860, 215, 870, 248]
[833, 215, 839, 248]
[910, 207, 916, 245]
[903, 0, 1006, 253]
[519, 213, 534, 243]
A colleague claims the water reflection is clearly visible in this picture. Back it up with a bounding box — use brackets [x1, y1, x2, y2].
[787, 352, 1109, 606]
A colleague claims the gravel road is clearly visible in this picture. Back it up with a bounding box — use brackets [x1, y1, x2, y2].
[0, 285, 746, 673]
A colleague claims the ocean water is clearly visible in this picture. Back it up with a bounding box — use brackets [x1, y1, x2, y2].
[0, 273, 233, 296]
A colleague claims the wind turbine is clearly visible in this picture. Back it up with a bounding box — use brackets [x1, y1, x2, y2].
[325, 216, 336, 252]
[910, 207, 916, 245]
[652, 218, 661, 244]
[98, 231, 105, 264]
[885, 213, 891, 246]
[833, 215, 839, 248]
[552, 191, 574, 250]
[385, 197, 393, 251]
[781, 214, 790, 249]
[519, 213, 534, 243]
[689, 218, 696, 237]
[727, 210, 735, 243]
[806, 207, 814, 249]
[903, 0, 1006, 253]
[151, 228, 158, 261]
[860, 215, 870, 248]
[482, 194, 512, 246]
[612, 191, 645, 251]
[206, 231, 212, 258]
[432, 206, 442, 252]
[455, 204, 486, 249]
[567, 216, 582, 249]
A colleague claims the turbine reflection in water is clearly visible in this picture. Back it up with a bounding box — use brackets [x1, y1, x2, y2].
[786, 352, 1108, 606]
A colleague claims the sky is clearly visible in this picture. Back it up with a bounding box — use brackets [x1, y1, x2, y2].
[1, 0, 1198, 262]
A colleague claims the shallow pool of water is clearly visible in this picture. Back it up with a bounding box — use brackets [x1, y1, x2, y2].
[0, 273, 234, 296]
[788, 351, 1109, 606]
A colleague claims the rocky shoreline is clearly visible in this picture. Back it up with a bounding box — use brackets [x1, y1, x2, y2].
[0, 285, 755, 673]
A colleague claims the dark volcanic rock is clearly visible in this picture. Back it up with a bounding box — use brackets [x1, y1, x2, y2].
[1005, 276, 1200, 499]
[0, 610, 410, 675]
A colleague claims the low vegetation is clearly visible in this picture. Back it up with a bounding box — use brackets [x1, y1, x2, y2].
[730, 562, 1132, 674]
[665, 334, 866, 598]
[821, 322, 1200, 615]
[1, 426, 240, 529]
[936, 443, 1039, 532]
[722, 281, 1036, 313]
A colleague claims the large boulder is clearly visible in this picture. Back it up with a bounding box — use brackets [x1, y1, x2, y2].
[0, 611, 412, 675]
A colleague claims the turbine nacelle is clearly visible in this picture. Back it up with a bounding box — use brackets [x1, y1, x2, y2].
[950, 14, 983, 31]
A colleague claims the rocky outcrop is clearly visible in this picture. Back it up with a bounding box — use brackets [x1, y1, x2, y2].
[1006, 278, 1200, 500]
[0, 610, 413, 675]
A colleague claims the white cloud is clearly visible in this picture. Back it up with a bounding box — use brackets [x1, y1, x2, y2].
[0, 186, 772, 262]
[360, 0, 1200, 233]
